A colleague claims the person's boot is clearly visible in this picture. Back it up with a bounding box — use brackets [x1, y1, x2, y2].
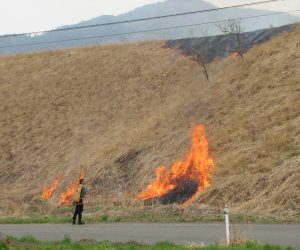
[78, 215, 85, 225]
[72, 217, 76, 225]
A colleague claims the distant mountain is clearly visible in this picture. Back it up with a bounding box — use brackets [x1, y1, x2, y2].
[0, 0, 299, 56]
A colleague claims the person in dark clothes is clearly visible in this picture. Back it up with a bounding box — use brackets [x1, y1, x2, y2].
[72, 178, 87, 225]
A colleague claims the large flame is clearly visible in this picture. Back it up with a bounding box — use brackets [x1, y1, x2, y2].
[138, 124, 214, 205]
[59, 171, 85, 206]
[41, 176, 61, 200]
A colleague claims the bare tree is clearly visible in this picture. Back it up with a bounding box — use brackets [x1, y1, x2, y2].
[190, 35, 210, 81]
[219, 19, 244, 59]
[268, 24, 275, 36]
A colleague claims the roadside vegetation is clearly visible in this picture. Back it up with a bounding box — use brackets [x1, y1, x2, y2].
[0, 211, 298, 224]
[0, 236, 296, 250]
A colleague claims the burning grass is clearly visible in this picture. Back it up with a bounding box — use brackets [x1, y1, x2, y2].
[59, 170, 85, 206]
[41, 176, 61, 200]
[138, 125, 214, 205]
[41, 170, 85, 206]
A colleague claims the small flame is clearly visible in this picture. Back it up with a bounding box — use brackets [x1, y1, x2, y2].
[138, 124, 214, 205]
[230, 51, 240, 58]
[160, 43, 166, 48]
[59, 170, 85, 206]
[41, 176, 61, 200]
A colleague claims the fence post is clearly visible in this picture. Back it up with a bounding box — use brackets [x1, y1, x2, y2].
[224, 205, 230, 246]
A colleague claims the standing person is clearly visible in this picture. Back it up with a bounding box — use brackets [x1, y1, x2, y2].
[72, 178, 87, 225]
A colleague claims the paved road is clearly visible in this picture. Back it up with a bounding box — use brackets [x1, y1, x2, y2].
[1, 223, 299, 248]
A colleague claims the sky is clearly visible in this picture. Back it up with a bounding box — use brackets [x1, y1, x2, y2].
[0, 0, 299, 35]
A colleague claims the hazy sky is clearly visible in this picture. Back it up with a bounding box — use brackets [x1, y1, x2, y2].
[0, 0, 299, 35]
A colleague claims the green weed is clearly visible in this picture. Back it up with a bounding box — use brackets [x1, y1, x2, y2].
[2, 236, 296, 250]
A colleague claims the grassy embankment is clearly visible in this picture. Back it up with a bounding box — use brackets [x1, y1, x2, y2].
[1, 25, 299, 220]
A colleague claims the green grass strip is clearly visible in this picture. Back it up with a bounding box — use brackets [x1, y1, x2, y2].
[0, 236, 296, 250]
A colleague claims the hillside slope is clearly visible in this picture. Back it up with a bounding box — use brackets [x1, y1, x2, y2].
[0, 26, 299, 218]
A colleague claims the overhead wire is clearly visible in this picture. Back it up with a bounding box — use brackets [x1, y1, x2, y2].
[0, 0, 286, 38]
[0, 9, 299, 49]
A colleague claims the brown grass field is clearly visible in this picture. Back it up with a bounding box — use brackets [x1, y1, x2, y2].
[0, 25, 299, 220]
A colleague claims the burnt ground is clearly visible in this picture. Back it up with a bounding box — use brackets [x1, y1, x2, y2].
[165, 24, 297, 62]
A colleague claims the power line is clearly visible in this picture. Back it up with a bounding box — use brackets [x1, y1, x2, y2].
[0, 9, 299, 50]
[0, 0, 285, 38]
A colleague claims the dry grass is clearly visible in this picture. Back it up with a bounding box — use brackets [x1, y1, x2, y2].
[0, 26, 299, 218]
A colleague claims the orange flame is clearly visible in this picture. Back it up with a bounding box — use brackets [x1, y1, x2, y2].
[59, 170, 85, 206]
[137, 124, 214, 205]
[41, 176, 61, 200]
[160, 43, 166, 48]
[230, 51, 240, 58]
